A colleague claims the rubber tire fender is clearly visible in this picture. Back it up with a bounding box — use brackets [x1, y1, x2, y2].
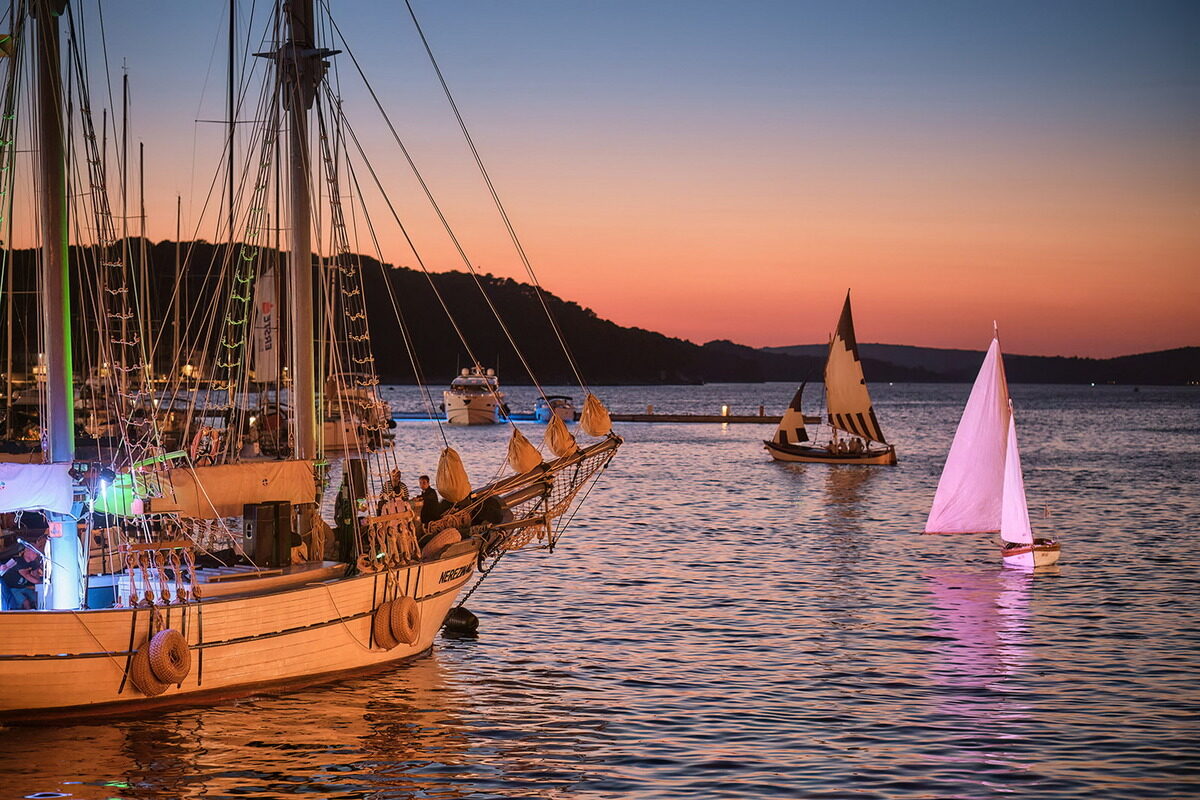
[373, 600, 399, 650]
[390, 595, 420, 646]
[148, 628, 191, 684]
[130, 643, 169, 697]
[421, 528, 462, 561]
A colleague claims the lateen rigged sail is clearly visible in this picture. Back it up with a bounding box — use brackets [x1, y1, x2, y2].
[772, 384, 809, 445]
[925, 337, 1011, 533]
[1000, 410, 1034, 545]
[824, 293, 887, 444]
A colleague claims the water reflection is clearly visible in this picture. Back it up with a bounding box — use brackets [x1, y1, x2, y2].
[926, 569, 1032, 708]
[3, 656, 480, 800]
[823, 465, 876, 522]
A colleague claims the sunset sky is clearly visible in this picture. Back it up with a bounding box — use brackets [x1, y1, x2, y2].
[23, 1, 1200, 357]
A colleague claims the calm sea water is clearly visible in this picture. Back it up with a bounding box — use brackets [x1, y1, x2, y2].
[3, 382, 1198, 799]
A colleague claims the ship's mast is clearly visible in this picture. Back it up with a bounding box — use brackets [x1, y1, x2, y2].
[35, 0, 71, 464]
[278, 0, 332, 460]
[36, 0, 81, 610]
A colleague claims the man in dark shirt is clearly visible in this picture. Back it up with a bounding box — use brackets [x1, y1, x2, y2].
[1, 544, 43, 610]
[418, 475, 442, 526]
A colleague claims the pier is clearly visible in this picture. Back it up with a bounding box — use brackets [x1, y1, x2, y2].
[393, 409, 820, 425]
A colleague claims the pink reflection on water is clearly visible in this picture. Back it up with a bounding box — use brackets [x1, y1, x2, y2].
[926, 569, 1033, 727]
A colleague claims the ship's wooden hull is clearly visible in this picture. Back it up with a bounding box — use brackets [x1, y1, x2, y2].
[1001, 538, 1061, 568]
[0, 546, 478, 719]
[764, 440, 897, 465]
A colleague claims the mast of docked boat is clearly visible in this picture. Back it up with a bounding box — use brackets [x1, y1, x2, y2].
[35, 0, 81, 609]
[280, 0, 323, 460]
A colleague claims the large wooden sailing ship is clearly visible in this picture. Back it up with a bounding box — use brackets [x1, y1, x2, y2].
[764, 292, 897, 465]
[0, 0, 619, 718]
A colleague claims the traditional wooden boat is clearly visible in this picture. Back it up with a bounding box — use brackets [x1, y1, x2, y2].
[0, 0, 620, 719]
[764, 292, 896, 465]
[925, 331, 1061, 568]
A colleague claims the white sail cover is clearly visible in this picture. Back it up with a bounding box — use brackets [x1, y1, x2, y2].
[0, 463, 73, 514]
[579, 393, 612, 437]
[825, 293, 887, 443]
[437, 447, 472, 503]
[251, 261, 279, 382]
[1000, 411, 1034, 544]
[545, 414, 578, 458]
[507, 427, 544, 473]
[772, 384, 809, 445]
[925, 337, 1011, 533]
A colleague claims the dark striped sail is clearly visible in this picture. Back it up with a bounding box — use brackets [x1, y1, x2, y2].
[824, 292, 887, 444]
[771, 384, 809, 445]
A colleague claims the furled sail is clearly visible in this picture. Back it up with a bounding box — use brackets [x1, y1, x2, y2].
[824, 293, 886, 444]
[545, 414, 578, 458]
[95, 461, 317, 519]
[925, 337, 1011, 533]
[507, 427, 544, 473]
[251, 261, 279, 382]
[1000, 410, 1034, 545]
[772, 384, 809, 445]
[437, 447, 472, 503]
[579, 393, 612, 437]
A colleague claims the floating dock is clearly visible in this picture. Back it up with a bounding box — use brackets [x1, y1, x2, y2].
[609, 413, 781, 424]
[393, 411, 818, 425]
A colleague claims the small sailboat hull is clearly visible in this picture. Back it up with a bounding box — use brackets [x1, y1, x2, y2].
[763, 440, 897, 465]
[1001, 538, 1061, 568]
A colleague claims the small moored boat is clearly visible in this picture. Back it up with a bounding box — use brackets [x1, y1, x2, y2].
[533, 395, 574, 424]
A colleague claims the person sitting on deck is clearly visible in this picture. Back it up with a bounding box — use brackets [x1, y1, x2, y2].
[1, 542, 44, 610]
[376, 468, 410, 515]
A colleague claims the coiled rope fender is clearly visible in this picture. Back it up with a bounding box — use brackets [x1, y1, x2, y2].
[373, 600, 399, 650]
[148, 628, 191, 685]
[130, 643, 169, 697]
[390, 595, 420, 646]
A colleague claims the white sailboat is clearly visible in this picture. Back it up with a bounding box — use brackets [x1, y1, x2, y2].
[764, 292, 897, 465]
[0, 0, 620, 719]
[925, 332, 1061, 567]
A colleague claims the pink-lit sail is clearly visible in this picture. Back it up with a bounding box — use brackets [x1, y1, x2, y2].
[1000, 412, 1034, 545]
[925, 337, 1011, 533]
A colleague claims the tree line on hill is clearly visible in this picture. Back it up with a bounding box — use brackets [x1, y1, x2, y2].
[2, 240, 1194, 385]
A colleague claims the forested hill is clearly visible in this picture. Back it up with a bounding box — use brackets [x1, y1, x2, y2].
[763, 343, 1200, 386]
[4, 241, 1195, 385]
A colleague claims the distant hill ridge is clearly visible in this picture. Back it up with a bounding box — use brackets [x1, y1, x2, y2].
[763, 343, 1200, 385]
[4, 241, 1193, 385]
